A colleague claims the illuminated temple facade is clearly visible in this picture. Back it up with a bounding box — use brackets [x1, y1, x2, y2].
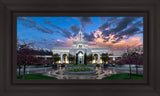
[52, 26, 108, 64]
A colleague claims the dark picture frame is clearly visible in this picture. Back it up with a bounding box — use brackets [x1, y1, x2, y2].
[0, 0, 160, 96]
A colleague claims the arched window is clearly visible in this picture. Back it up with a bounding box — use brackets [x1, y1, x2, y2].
[79, 45, 82, 48]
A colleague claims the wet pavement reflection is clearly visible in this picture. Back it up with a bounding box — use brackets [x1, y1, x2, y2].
[17, 66, 142, 79]
[42, 66, 121, 79]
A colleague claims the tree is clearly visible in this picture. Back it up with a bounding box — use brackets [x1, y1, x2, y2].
[136, 55, 143, 74]
[132, 47, 143, 75]
[17, 51, 40, 79]
[67, 54, 75, 64]
[84, 53, 87, 65]
[52, 54, 60, 64]
[87, 54, 94, 64]
[101, 53, 109, 64]
[17, 54, 23, 78]
[76, 53, 78, 65]
[119, 47, 143, 79]
[17, 42, 37, 79]
[131, 53, 143, 75]
[108, 59, 114, 65]
[17, 41, 53, 79]
[115, 56, 133, 79]
[42, 59, 53, 65]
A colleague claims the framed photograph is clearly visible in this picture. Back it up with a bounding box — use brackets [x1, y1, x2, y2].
[0, 0, 160, 96]
[16, 16, 144, 80]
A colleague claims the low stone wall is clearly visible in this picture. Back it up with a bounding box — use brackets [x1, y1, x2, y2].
[64, 70, 96, 75]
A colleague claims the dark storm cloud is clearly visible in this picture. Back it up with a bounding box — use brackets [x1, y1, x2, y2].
[44, 20, 57, 28]
[59, 29, 72, 38]
[69, 24, 80, 36]
[42, 38, 47, 42]
[112, 27, 140, 43]
[39, 38, 65, 49]
[56, 31, 61, 33]
[44, 21, 52, 25]
[17, 17, 37, 25]
[18, 17, 54, 34]
[22, 23, 34, 28]
[35, 27, 54, 34]
[111, 17, 136, 32]
[99, 17, 142, 43]
[44, 20, 72, 38]
[99, 22, 109, 31]
[99, 17, 106, 21]
[66, 19, 72, 23]
[119, 27, 140, 37]
[111, 37, 123, 43]
[103, 37, 110, 43]
[53, 26, 72, 38]
[83, 32, 95, 41]
[79, 17, 93, 27]
[108, 17, 119, 22]
[134, 21, 143, 27]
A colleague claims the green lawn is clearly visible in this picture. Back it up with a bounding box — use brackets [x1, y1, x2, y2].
[17, 74, 57, 79]
[102, 73, 143, 79]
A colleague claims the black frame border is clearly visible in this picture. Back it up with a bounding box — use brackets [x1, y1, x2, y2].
[0, 0, 160, 96]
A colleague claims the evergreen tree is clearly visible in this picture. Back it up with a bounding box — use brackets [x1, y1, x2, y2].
[52, 54, 60, 64]
[68, 53, 75, 64]
[76, 53, 78, 65]
[101, 53, 109, 64]
[87, 54, 94, 64]
[84, 53, 87, 65]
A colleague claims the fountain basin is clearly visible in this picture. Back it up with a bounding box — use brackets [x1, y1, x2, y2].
[64, 70, 96, 75]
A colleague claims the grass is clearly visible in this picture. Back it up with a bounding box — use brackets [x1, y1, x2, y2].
[17, 74, 57, 79]
[102, 73, 143, 79]
[67, 64, 94, 67]
[67, 67, 94, 72]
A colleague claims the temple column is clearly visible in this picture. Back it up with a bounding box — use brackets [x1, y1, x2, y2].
[44, 56, 47, 60]
[61, 54, 63, 64]
[98, 54, 100, 64]
[113, 57, 115, 61]
[82, 56, 84, 64]
[66, 55, 68, 64]
[113, 57, 116, 65]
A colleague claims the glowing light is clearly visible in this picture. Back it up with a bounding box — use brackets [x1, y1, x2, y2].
[79, 53, 83, 57]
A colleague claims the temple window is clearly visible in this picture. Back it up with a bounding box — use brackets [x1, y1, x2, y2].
[79, 45, 82, 48]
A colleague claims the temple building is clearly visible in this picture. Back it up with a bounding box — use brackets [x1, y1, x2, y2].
[52, 25, 109, 64]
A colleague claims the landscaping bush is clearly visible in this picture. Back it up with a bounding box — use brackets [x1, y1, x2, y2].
[67, 64, 94, 67]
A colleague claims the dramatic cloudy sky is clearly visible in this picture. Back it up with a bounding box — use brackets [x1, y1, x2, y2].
[17, 17, 143, 55]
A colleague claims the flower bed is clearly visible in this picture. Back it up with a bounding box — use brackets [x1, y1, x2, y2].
[67, 64, 94, 67]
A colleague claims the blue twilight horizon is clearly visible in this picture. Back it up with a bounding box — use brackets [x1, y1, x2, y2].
[17, 17, 143, 55]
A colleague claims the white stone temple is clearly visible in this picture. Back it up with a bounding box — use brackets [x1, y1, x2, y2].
[52, 24, 109, 64]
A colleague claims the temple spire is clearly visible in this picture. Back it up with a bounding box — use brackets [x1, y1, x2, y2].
[80, 21, 81, 32]
[78, 21, 83, 41]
